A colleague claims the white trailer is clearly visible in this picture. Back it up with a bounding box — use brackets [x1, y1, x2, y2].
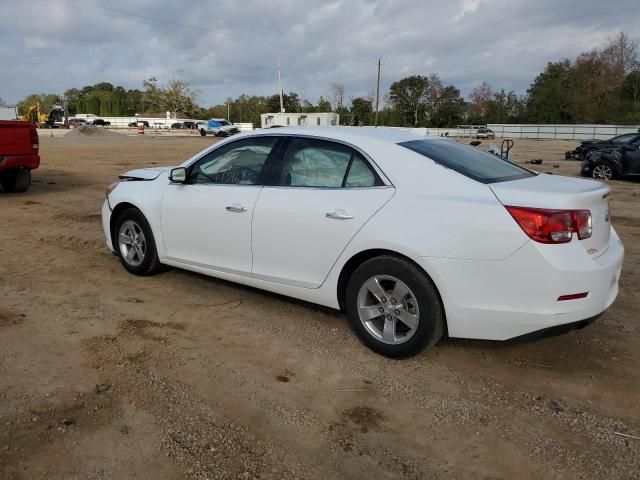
[0, 106, 18, 121]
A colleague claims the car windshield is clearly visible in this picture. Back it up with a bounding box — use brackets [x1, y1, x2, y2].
[611, 134, 635, 144]
[398, 139, 534, 184]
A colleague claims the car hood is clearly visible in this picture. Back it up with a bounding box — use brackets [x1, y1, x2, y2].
[120, 166, 172, 180]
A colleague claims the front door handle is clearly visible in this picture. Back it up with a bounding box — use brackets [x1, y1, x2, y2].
[226, 203, 247, 213]
[326, 209, 354, 220]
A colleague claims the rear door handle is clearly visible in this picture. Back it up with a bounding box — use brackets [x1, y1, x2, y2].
[326, 209, 354, 220]
[226, 203, 247, 213]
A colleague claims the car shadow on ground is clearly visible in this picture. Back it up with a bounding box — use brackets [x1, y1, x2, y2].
[0, 169, 93, 195]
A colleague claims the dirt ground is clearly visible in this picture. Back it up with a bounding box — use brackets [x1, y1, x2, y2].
[0, 133, 638, 480]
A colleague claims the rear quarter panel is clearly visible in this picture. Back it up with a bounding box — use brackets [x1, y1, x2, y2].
[343, 141, 529, 261]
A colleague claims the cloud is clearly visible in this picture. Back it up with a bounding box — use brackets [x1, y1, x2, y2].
[1, 0, 638, 106]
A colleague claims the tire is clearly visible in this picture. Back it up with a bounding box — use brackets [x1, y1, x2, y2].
[113, 208, 163, 276]
[0, 169, 31, 193]
[591, 162, 615, 181]
[345, 255, 445, 358]
[200, 129, 207, 136]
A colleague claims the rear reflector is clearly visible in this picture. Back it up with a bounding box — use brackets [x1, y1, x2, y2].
[505, 206, 592, 244]
[557, 293, 589, 301]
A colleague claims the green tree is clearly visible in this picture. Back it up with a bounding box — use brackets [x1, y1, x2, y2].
[525, 61, 574, 123]
[143, 75, 200, 118]
[316, 96, 332, 113]
[17, 93, 61, 116]
[350, 97, 373, 125]
[431, 86, 465, 127]
[388, 75, 429, 126]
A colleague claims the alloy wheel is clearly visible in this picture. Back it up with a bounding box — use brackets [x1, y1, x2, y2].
[118, 220, 147, 267]
[592, 164, 613, 180]
[356, 275, 420, 345]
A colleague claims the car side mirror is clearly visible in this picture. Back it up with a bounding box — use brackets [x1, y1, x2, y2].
[169, 167, 187, 183]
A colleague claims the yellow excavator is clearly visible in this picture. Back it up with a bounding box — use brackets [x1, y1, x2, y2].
[20, 102, 48, 125]
[19, 102, 66, 127]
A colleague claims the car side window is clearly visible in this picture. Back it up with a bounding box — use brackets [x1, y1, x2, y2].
[189, 137, 278, 185]
[345, 153, 377, 187]
[277, 138, 352, 187]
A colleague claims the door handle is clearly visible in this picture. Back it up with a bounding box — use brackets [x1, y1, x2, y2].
[326, 209, 354, 220]
[226, 203, 247, 213]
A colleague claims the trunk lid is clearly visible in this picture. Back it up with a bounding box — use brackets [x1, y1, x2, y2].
[490, 174, 611, 256]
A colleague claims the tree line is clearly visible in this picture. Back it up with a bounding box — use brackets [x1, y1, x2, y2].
[14, 32, 639, 128]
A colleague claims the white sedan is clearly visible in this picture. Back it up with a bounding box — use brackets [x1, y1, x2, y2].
[102, 127, 624, 357]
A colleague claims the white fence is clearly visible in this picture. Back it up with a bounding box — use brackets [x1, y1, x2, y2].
[368, 124, 640, 140]
[486, 124, 640, 140]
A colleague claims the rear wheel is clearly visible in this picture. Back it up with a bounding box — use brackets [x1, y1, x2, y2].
[345, 256, 444, 358]
[591, 163, 614, 180]
[0, 169, 31, 193]
[113, 208, 163, 276]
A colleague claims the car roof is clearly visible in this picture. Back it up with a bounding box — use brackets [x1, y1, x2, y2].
[246, 126, 440, 146]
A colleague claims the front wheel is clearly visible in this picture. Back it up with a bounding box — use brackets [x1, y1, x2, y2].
[0, 169, 31, 193]
[345, 256, 444, 358]
[591, 163, 614, 181]
[113, 208, 163, 276]
[200, 129, 206, 136]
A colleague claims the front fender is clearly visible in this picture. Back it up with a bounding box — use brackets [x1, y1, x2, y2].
[108, 176, 168, 257]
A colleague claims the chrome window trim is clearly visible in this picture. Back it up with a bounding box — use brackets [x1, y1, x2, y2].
[185, 133, 394, 188]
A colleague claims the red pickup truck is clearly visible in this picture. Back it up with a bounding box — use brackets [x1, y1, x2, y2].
[0, 121, 40, 193]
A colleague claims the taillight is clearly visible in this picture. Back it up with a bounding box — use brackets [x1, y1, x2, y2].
[506, 206, 592, 244]
[31, 128, 39, 150]
[572, 210, 592, 240]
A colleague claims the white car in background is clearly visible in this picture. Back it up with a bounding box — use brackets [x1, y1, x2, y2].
[197, 119, 240, 137]
[102, 127, 623, 357]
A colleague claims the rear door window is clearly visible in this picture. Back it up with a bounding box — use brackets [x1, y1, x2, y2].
[345, 153, 377, 187]
[275, 137, 381, 188]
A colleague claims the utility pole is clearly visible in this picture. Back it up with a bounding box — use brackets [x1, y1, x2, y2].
[277, 59, 284, 113]
[374, 58, 381, 127]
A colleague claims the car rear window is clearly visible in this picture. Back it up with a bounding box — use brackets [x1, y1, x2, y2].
[398, 139, 534, 184]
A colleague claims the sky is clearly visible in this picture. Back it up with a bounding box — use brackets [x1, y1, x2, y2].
[1, 0, 639, 107]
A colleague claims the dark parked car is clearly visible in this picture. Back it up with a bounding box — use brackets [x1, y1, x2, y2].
[171, 122, 186, 129]
[581, 142, 640, 180]
[566, 133, 640, 160]
[128, 120, 150, 127]
[91, 119, 111, 126]
[182, 121, 198, 130]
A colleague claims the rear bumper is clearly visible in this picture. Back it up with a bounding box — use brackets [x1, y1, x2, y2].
[416, 228, 624, 341]
[508, 313, 601, 342]
[0, 154, 40, 171]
